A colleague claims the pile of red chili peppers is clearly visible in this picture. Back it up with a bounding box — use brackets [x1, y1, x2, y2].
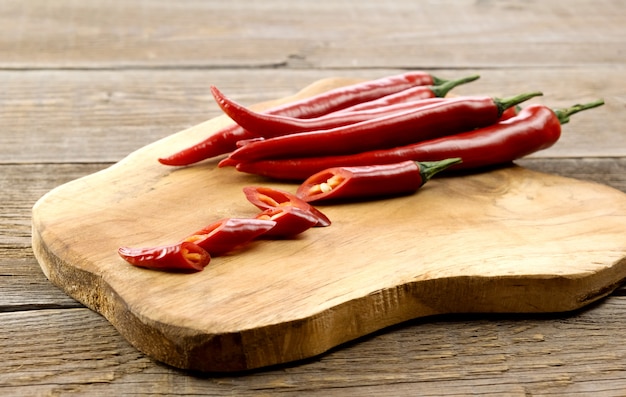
[119, 71, 605, 272]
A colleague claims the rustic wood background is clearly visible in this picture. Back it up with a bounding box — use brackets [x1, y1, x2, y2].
[1, 0, 625, 395]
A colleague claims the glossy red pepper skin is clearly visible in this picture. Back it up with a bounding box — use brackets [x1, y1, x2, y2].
[243, 186, 331, 227]
[216, 101, 520, 169]
[182, 218, 276, 256]
[158, 71, 439, 166]
[211, 75, 478, 139]
[118, 241, 211, 272]
[336, 84, 461, 113]
[296, 158, 461, 203]
[226, 93, 541, 163]
[389, 105, 563, 170]
[255, 206, 319, 238]
[212, 85, 448, 139]
[233, 101, 602, 180]
[499, 105, 520, 121]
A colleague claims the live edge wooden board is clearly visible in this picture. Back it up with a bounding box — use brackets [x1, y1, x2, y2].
[32, 78, 626, 373]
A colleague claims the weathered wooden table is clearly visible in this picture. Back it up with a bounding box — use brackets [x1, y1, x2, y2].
[2, 0, 626, 395]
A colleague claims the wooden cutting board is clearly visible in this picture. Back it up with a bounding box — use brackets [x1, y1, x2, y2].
[32, 78, 626, 372]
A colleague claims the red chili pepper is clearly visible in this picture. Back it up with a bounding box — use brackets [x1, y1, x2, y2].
[211, 75, 479, 139]
[243, 186, 331, 227]
[394, 99, 605, 170]
[296, 158, 462, 203]
[118, 241, 211, 272]
[216, 101, 519, 169]
[182, 218, 276, 256]
[333, 74, 493, 114]
[233, 100, 604, 180]
[226, 92, 542, 163]
[335, 84, 459, 113]
[158, 71, 442, 166]
[212, 88, 446, 140]
[339, 91, 521, 123]
[255, 206, 319, 238]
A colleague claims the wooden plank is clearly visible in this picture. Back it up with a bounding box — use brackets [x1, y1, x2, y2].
[1, 0, 624, 391]
[0, 162, 103, 310]
[1, 0, 624, 69]
[0, 69, 383, 163]
[1, 67, 624, 163]
[0, 249, 83, 310]
[518, 158, 626, 193]
[3, 301, 626, 395]
[0, 163, 108, 247]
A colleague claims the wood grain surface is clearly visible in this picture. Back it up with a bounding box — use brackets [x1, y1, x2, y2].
[3, 0, 626, 394]
[31, 78, 626, 372]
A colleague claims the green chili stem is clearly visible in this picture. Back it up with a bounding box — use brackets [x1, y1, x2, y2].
[553, 99, 605, 125]
[495, 91, 544, 116]
[430, 74, 481, 98]
[430, 75, 448, 86]
[417, 157, 463, 184]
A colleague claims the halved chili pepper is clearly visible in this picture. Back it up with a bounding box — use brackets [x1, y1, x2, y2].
[296, 158, 462, 203]
[233, 100, 604, 180]
[158, 71, 442, 166]
[226, 92, 542, 163]
[243, 186, 331, 227]
[211, 75, 479, 139]
[255, 206, 319, 238]
[118, 241, 210, 273]
[182, 218, 276, 256]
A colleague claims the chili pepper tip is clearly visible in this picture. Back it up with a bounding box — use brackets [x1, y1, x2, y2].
[218, 158, 238, 168]
[158, 156, 186, 166]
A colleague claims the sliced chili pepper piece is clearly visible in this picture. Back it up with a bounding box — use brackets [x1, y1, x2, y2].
[296, 158, 461, 203]
[227, 92, 542, 163]
[211, 75, 479, 139]
[233, 100, 604, 180]
[118, 241, 210, 273]
[243, 186, 331, 227]
[158, 71, 441, 166]
[182, 218, 276, 257]
[255, 206, 319, 238]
